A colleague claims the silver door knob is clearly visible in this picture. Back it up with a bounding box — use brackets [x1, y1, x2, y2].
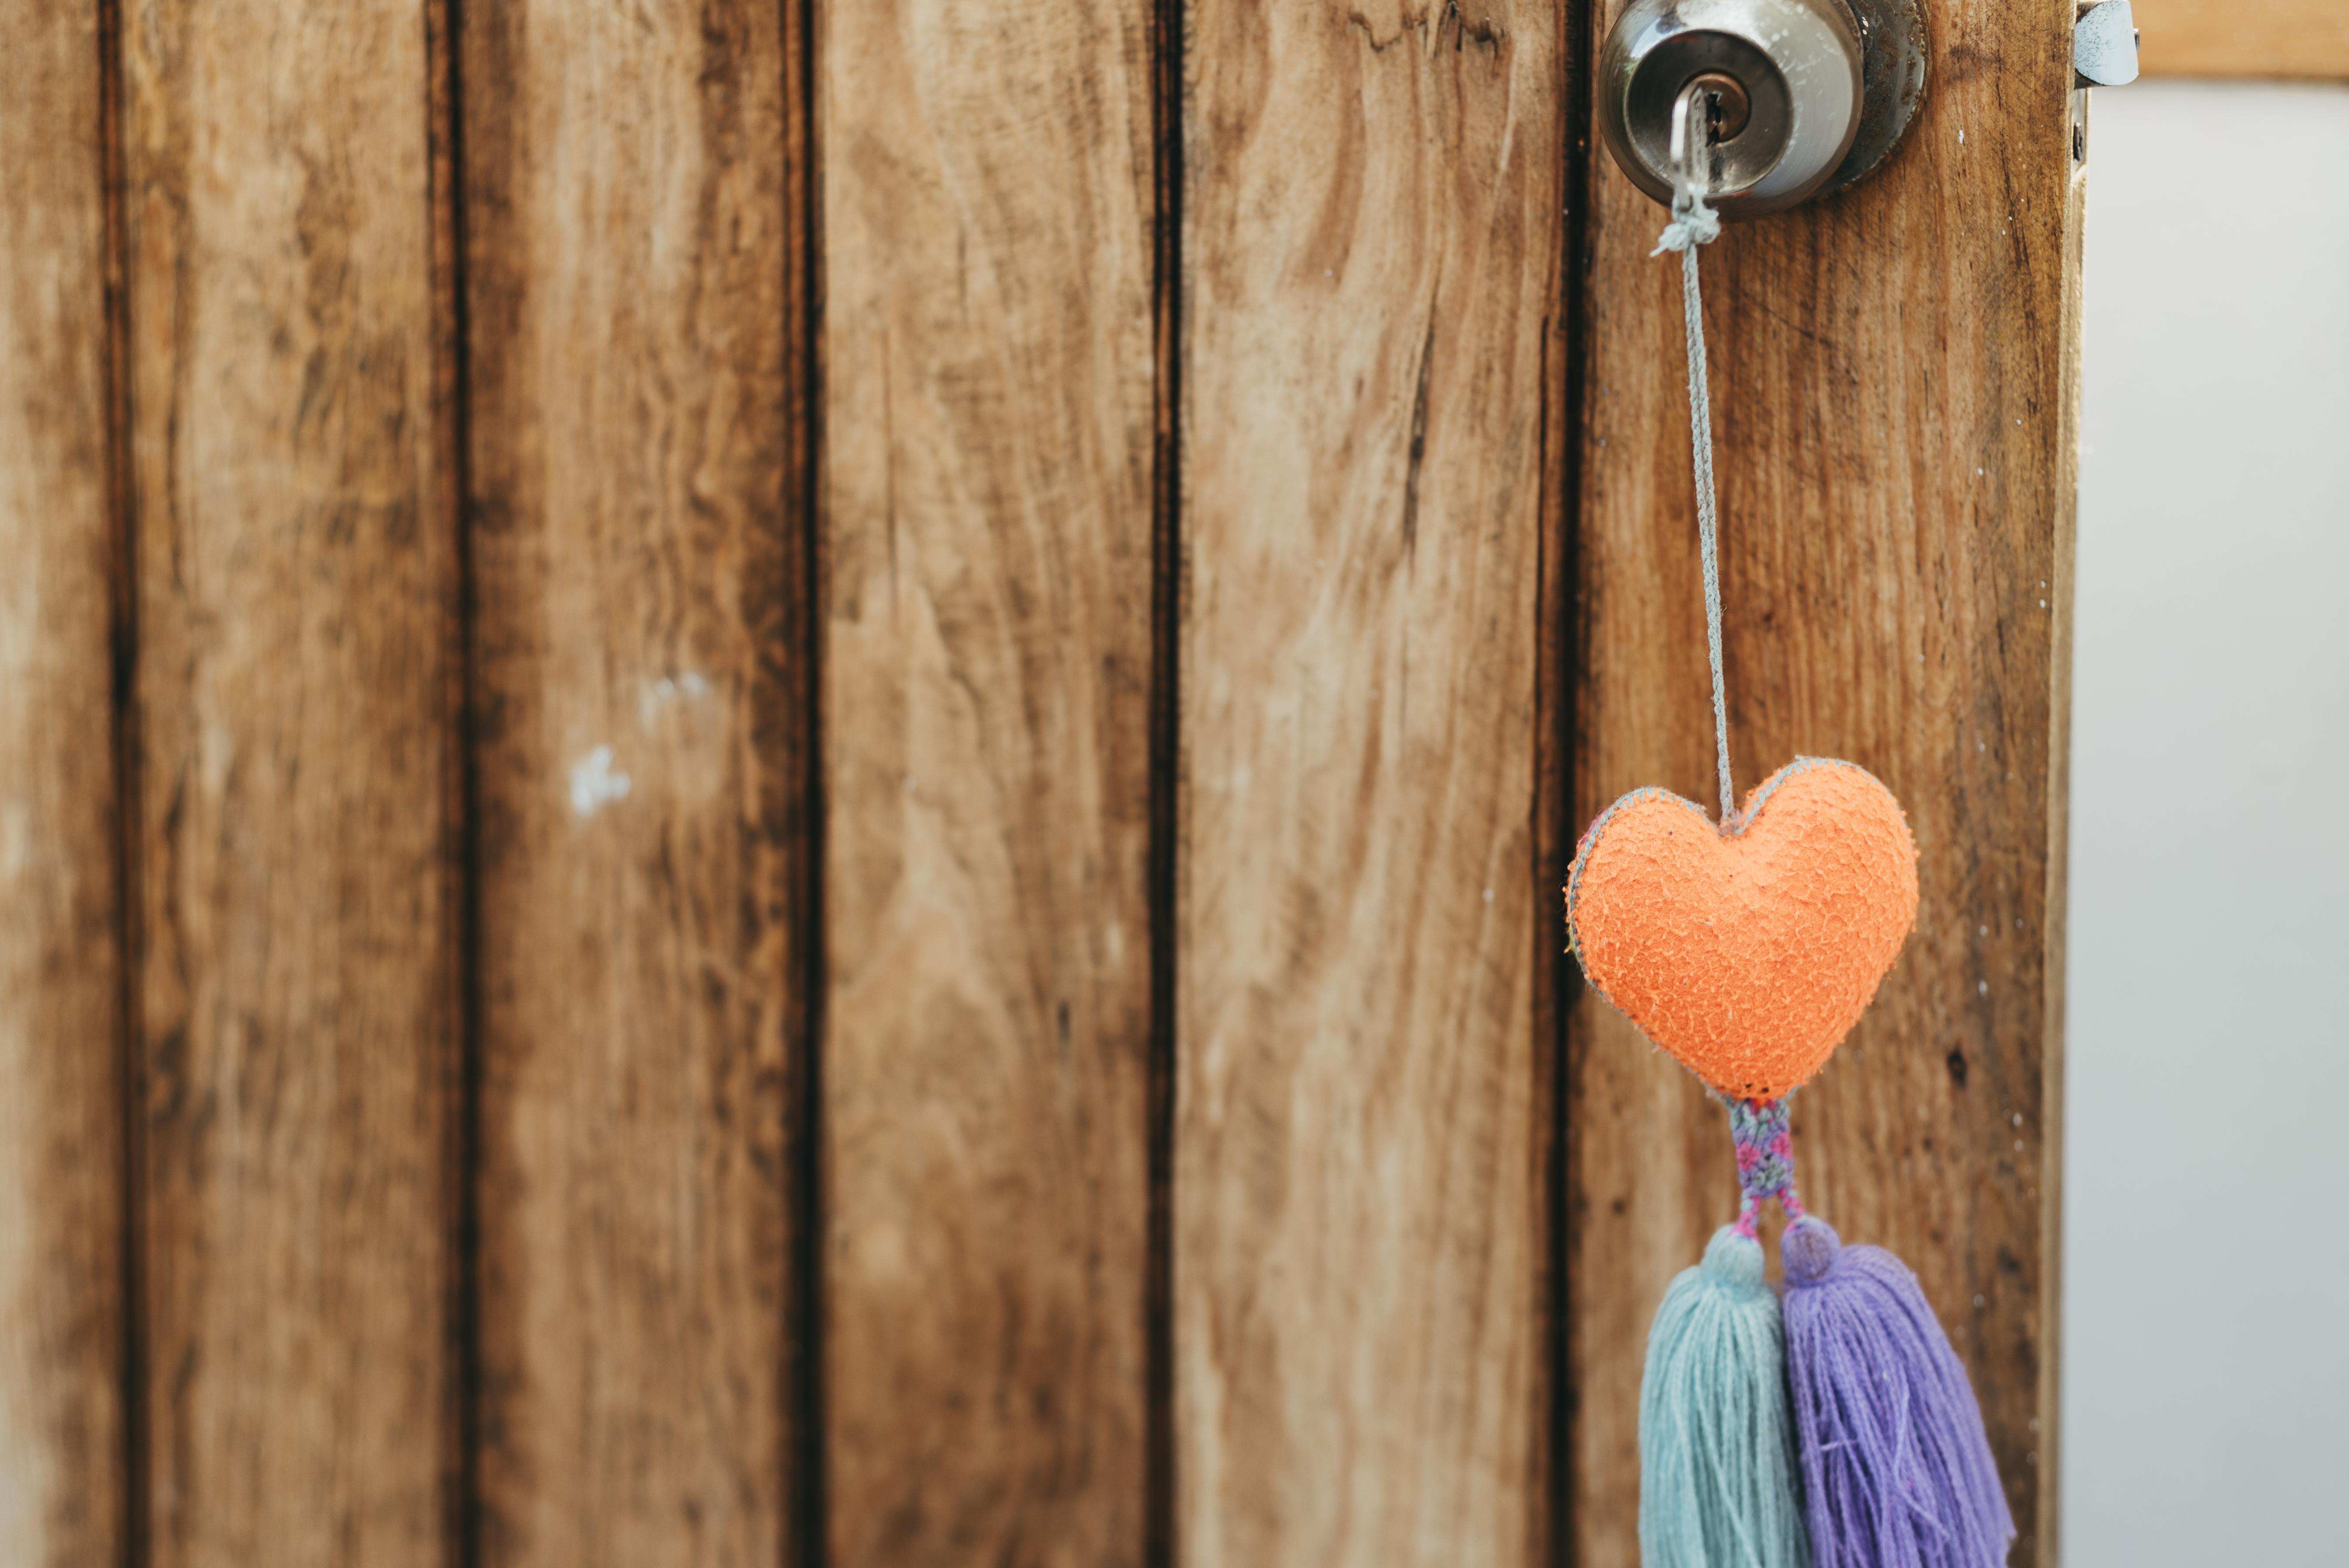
[1597, 0, 1928, 219]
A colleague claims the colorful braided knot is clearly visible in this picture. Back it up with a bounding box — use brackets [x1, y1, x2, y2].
[1725, 1094, 1807, 1237]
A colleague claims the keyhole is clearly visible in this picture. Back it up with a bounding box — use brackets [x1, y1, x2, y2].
[1685, 72, 1753, 143]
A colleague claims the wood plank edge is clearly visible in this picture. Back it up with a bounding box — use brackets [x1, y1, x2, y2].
[1543, 3, 1599, 1564]
[2139, 59, 2349, 81]
[427, 0, 483, 1561]
[1147, 0, 1184, 1563]
[2035, 97, 2090, 1568]
[95, 0, 149, 1557]
[788, 0, 828, 1561]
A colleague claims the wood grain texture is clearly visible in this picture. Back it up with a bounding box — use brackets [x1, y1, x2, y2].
[459, 0, 809, 1563]
[2134, 0, 2349, 81]
[119, 1, 458, 1561]
[460, 3, 817, 1568]
[0, 3, 128, 1561]
[818, 0, 1157, 1560]
[1566, 2, 2081, 1563]
[1176, 3, 1563, 1562]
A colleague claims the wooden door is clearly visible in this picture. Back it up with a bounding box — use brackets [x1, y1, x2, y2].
[1565, 4, 2081, 1557]
[0, 0, 2084, 1563]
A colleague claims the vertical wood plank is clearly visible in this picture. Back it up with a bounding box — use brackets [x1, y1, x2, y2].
[0, 3, 127, 1560]
[818, 0, 1158, 1559]
[1566, 1, 2082, 1561]
[120, 1, 459, 1561]
[1177, 4, 1564, 1562]
[460, 0, 809, 1561]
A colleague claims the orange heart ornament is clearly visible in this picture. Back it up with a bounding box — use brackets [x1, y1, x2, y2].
[1566, 756, 1919, 1100]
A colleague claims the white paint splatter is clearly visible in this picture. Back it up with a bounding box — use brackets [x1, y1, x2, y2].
[570, 745, 633, 817]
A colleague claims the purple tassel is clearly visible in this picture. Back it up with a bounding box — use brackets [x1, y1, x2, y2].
[1780, 1217, 2015, 1568]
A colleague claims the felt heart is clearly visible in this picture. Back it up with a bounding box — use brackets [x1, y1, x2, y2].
[1566, 757, 1918, 1100]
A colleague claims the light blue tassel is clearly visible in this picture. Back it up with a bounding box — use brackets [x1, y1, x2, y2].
[1640, 1225, 1812, 1568]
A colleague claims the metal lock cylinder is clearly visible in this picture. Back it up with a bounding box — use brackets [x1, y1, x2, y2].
[1598, 0, 1928, 217]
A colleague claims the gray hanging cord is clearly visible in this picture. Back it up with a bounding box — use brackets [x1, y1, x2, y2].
[1652, 84, 1734, 826]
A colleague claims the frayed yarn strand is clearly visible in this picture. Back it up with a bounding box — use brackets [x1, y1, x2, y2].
[1639, 1227, 1814, 1568]
[1780, 1220, 2015, 1568]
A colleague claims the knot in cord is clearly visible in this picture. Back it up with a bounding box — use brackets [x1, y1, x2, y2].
[1652, 189, 1721, 255]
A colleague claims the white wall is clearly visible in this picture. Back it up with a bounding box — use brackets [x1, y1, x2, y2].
[2064, 80, 2349, 1565]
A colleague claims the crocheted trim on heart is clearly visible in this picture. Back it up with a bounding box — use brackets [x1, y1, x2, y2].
[1566, 756, 1918, 1099]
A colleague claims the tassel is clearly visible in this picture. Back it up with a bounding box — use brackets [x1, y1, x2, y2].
[1640, 1225, 1813, 1568]
[1780, 1218, 2015, 1568]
